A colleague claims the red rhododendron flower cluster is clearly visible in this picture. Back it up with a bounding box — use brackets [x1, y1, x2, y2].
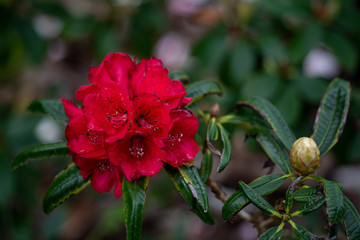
[61, 53, 199, 197]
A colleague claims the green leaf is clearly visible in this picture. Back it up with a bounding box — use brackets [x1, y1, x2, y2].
[222, 174, 287, 220]
[123, 177, 149, 240]
[255, 130, 292, 174]
[236, 97, 296, 151]
[258, 224, 284, 240]
[217, 113, 271, 132]
[200, 150, 212, 183]
[185, 80, 222, 105]
[285, 189, 293, 213]
[178, 166, 209, 211]
[311, 78, 351, 155]
[216, 123, 232, 172]
[239, 181, 281, 217]
[43, 163, 90, 214]
[343, 196, 360, 239]
[207, 117, 218, 141]
[292, 196, 325, 217]
[290, 221, 312, 240]
[293, 186, 319, 202]
[312, 176, 345, 223]
[324, 180, 345, 224]
[168, 71, 190, 83]
[11, 142, 69, 170]
[28, 99, 68, 123]
[165, 165, 214, 225]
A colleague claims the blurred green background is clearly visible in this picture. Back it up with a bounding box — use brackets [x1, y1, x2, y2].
[1, 0, 360, 239]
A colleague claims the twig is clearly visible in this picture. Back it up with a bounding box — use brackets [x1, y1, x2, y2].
[206, 176, 273, 233]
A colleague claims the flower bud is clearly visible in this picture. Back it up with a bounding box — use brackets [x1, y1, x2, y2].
[290, 137, 320, 176]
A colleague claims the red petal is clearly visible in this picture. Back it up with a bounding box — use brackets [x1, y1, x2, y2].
[88, 67, 98, 83]
[75, 85, 98, 101]
[109, 136, 164, 181]
[132, 58, 186, 102]
[91, 161, 117, 194]
[83, 91, 131, 140]
[133, 93, 170, 138]
[61, 98, 82, 120]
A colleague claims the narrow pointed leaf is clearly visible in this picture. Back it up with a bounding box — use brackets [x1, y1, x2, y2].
[165, 165, 214, 224]
[43, 163, 90, 214]
[239, 181, 280, 217]
[285, 188, 293, 213]
[222, 174, 287, 220]
[258, 225, 283, 240]
[236, 97, 296, 151]
[28, 99, 68, 123]
[343, 196, 360, 239]
[312, 177, 345, 223]
[178, 165, 209, 211]
[11, 142, 69, 170]
[293, 186, 319, 202]
[123, 177, 148, 240]
[200, 150, 213, 183]
[186, 80, 222, 105]
[290, 222, 312, 240]
[216, 123, 232, 172]
[207, 117, 218, 141]
[292, 196, 325, 217]
[255, 130, 292, 174]
[311, 78, 351, 155]
[217, 113, 271, 132]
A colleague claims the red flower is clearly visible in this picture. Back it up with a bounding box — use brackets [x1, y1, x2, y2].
[62, 98, 123, 197]
[62, 52, 198, 197]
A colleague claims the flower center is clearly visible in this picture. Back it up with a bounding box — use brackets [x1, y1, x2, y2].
[86, 130, 103, 144]
[98, 160, 113, 172]
[165, 133, 184, 146]
[137, 115, 159, 132]
[129, 136, 145, 158]
[107, 110, 128, 128]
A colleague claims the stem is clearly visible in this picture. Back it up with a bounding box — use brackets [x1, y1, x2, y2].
[206, 176, 274, 234]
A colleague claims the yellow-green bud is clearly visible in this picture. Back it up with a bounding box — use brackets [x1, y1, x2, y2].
[290, 137, 320, 176]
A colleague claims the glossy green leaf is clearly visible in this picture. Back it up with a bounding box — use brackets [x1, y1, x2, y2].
[258, 224, 283, 240]
[123, 177, 149, 240]
[165, 165, 214, 225]
[217, 113, 271, 132]
[185, 80, 222, 105]
[290, 221, 312, 240]
[255, 130, 292, 174]
[216, 123, 231, 172]
[11, 142, 69, 170]
[178, 166, 209, 211]
[292, 196, 325, 217]
[207, 117, 218, 141]
[293, 186, 319, 202]
[285, 189, 293, 213]
[28, 99, 68, 123]
[343, 196, 360, 239]
[311, 78, 351, 155]
[43, 163, 90, 214]
[222, 174, 287, 220]
[236, 97, 296, 151]
[312, 177, 345, 223]
[200, 150, 213, 183]
[239, 181, 281, 217]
